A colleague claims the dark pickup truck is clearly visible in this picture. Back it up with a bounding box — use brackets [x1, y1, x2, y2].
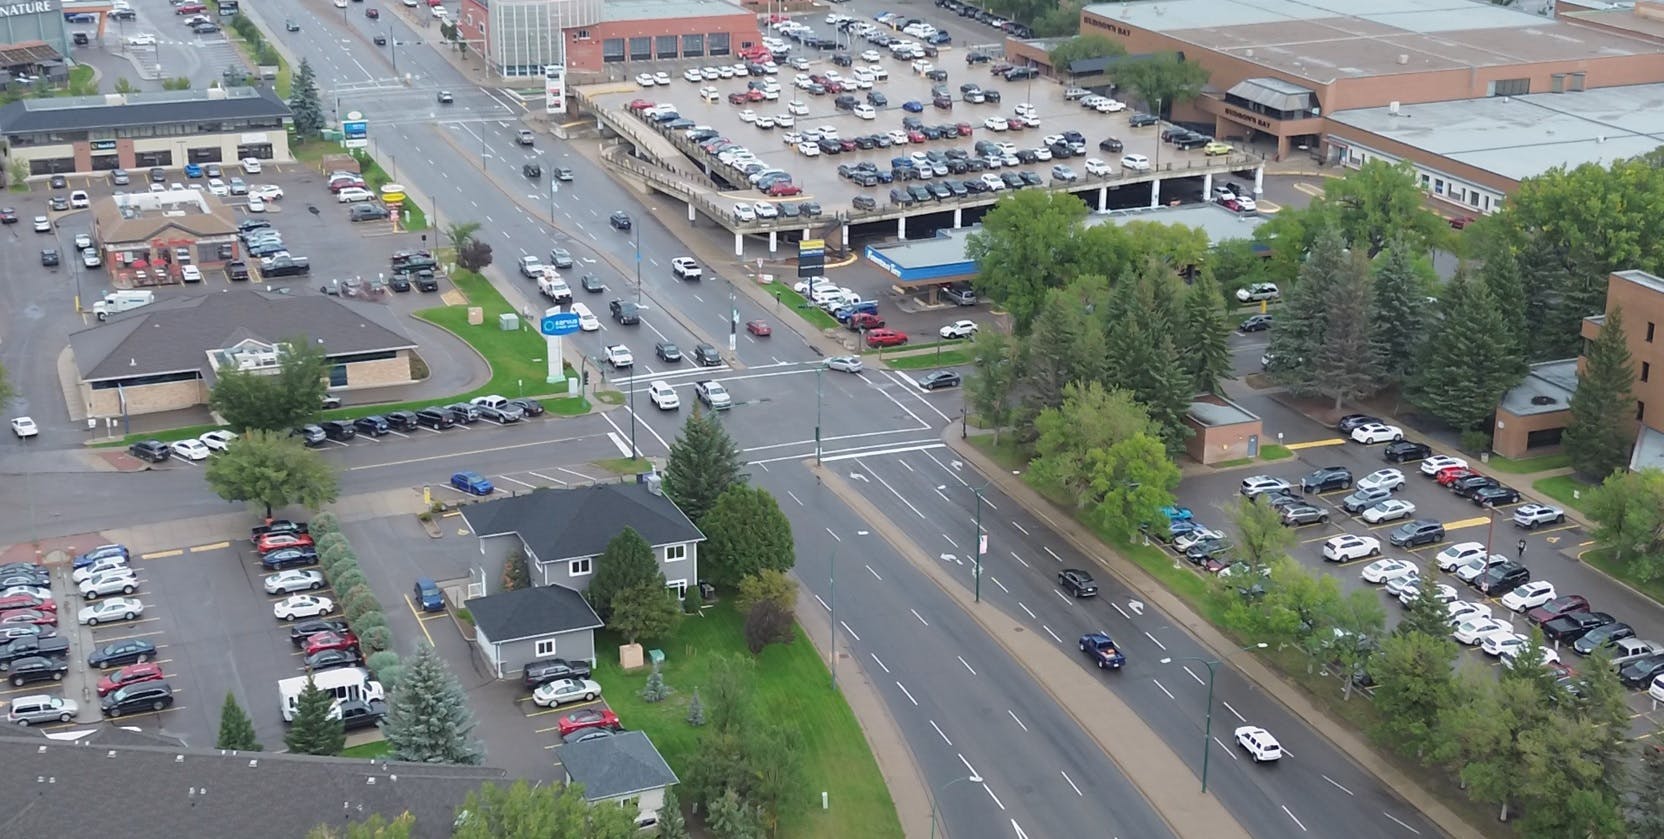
[261, 256, 310, 278]
[1078, 632, 1126, 670]
[251, 520, 309, 542]
[226, 260, 250, 281]
[0, 636, 70, 669]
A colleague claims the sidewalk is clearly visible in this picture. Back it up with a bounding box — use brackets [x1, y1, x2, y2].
[942, 429, 1490, 839]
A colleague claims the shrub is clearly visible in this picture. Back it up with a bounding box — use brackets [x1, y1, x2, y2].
[315, 532, 347, 554]
[358, 625, 393, 654]
[366, 651, 400, 678]
[323, 552, 359, 578]
[319, 543, 351, 568]
[344, 588, 379, 621]
[310, 512, 340, 535]
[352, 610, 388, 635]
[375, 663, 405, 691]
[331, 567, 368, 594]
[1460, 429, 1492, 454]
[743, 600, 795, 654]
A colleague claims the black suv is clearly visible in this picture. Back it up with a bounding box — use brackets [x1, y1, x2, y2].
[693, 343, 722, 366]
[320, 420, 357, 442]
[655, 341, 682, 363]
[415, 408, 455, 430]
[1472, 486, 1522, 507]
[1057, 569, 1098, 597]
[1382, 440, 1432, 463]
[384, 411, 420, 432]
[523, 657, 593, 688]
[1450, 475, 1501, 498]
[1388, 519, 1445, 548]
[1300, 467, 1352, 493]
[610, 299, 640, 324]
[1476, 562, 1530, 597]
[128, 440, 171, 463]
[352, 416, 390, 437]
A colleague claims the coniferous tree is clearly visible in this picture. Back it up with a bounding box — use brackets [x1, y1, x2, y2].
[1629, 741, 1664, 836]
[379, 644, 483, 765]
[661, 407, 746, 525]
[1268, 225, 1348, 395]
[657, 787, 691, 839]
[1181, 270, 1233, 394]
[216, 691, 262, 751]
[1565, 308, 1636, 479]
[1476, 242, 1530, 364]
[1312, 251, 1379, 410]
[287, 59, 326, 139]
[1409, 272, 1528, 431]
[1370, 238, 1431, 387]
[699, 486, 796, 588]
[285, 678, 345, 756]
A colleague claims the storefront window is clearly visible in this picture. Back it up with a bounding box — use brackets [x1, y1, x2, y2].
[187, 147, 223, 163]
[656, 35, 678, 59]
[603, 38, 625, 62]
[132, 150, 172, 167]
[628, 37, 651, 61]
[708, 32, 730, 57]
[28, 158, 75, 175]
[236, 143, 273, 160]
[681, 33, 703, 57]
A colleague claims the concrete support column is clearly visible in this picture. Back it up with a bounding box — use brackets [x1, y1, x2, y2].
[687, 203, 696, 223]
[734, 231, 744, 257]
[897, 215, 907, 239]
[802, 227, 812, 240]
[1149, 178, 1162, 209]
[1253, 165, 1265, 196]
[953, 207, 963, 228]
[1098, 186, 1108, 212]
[840, 223, 851, 250]
[768, 230, 778, 254]
[1202, 172, 1213, 200]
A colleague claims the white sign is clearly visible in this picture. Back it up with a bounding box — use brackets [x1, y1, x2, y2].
[544, 65, 566, 116]
[0, 0, 57, 17]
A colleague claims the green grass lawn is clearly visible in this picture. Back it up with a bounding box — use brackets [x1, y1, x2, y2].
[1532, 474, 1594, 513]
[1259, 444, 1294, 461]
[885, 348, 971, 370]
[1484, 452, 1571, 474]
[967, 434, 1028, 473]
[1583, 548, 1664, 607]
[592, 603, 901, 839]
[763, 284, 840, 331]
[592, 456, 652, 475]
[341, 739, 392, 759]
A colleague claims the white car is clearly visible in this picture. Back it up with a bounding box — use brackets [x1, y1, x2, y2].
[754, 202, 778, 219]
[738, 109, 758, 123]
[939, 320, 978, 340]
[247, 195, 266, 213]
[198, 430, 238, 452]
[273, 594, 334, 621]
[1384, 572, 1423, 598]
[653, 72, 671, 86]
[69, 190, 89, 209]
[1398, 581, 1458, 607]
[826, 356, 863, 374]
[1121, 154, 1151, 171]
[756, 116, 777, 129]
[169, 439, 211, 461]
[980, 173, 1007, 191]
[180, 265, 202, 283]
[1356, 469, 1404, 493]
[207, 178, 229, 196]
[983, 116, 1009, 132]
[1172, 528, 1225, 553]
[532, 677, 602, 707]
[649, 381, 680, 410]
[1234, 726, 1281, 762]
[700, 86, 720, 102]
[797, 142, 821, 157]
[240, 157, 262, 174]
[1434, 541, 1487, 572]
[775, 113, 795, 127]
[1419, 455, 1468, 476]
[1454, 554, 1507, 583]
[79, 569, 139, 599]
[911, 59, 933, 74]
[250, 184, 283, 201]
[604, 345, 634, 368]
[1501, 580, 1557, 612]
[1481, 631, 1527, 657]
[78, 597, 144, 626]
[125, 33, 158, 46]
[1446, 601, 1492, 625]
[733, 203, 757, 222]
[854, 104, 876, 120]
[683, 68, 702, 82]
[264, 569, 326, 595]
[1361, 499, 1416, 524]
[787, 99, 809, 116]
[1360, 558, 1415, 584]
[32, 216, 50, 232]
[1453, 617, 1511, 646]
[1350, 423, 1405, 444]
[571, 303, 599, 332]
[1512, 503, 1566, 529]
[11, 417, 38, 438]
[1501, 645, 1560, 670]
[861, 49, 881, 62]
[72, 556, 130, 584]
[1321, 534, 1380, 563]
[634, 73, 656, 87]
[1238, 476, 1291, 497]
[1083, 158, 1111, 176]
[337, 187, 375, 204]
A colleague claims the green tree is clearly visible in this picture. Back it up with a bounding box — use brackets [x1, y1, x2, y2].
[1565, 308, 1636, 479]
[380, 644, 483, 765]
[1033, 0, 1086, 37]
[305, 814, 415, 839]
[657, 787, 690, 839]
[964, 190, 1091, 330]
[1327, 589, 1386, 699]
[1016, 281, 1101, 423]
[686, 688, 706, 726]
[113, 77, 136, 94]
[500, 547, 530, 591]
[1047, 34, 1123, 70]
[451, 780, 637, 839]
[216, 691, 262, 751]
[661, 406, 747, 525]
[1630, 741, 1664, 836]
[585, 527, 661, 622]
[1255, 559, 1343, 651]
[743, 598, 795, 653]
[609, 583, 681, 645]
[203, 430, 339, 518]
[1396, 563, 1456, 641]
[1514, 712, 1624, 837]
[1409, 272, 1527, 430]
[1228, 495, 1295, 568]
[707, 786, 764, 839]
[1585, 468, 1664, 581]
[8, 158, 27, 189]
[1320, 160, 1451, 258]
[699, 486, 795, 589]
[735, 569, 797, 614]
[1368, 238, 1432, 389]
[444, 221, 481, 254]
[1028, 382, 1154, 501]
[1475, 241, 1530, 363]
[285, 677, 345, 756]
[288, 58, 325, 138]
[639, 661, 671, 703]
[1267, 225, 1347, 395]
[1312, 250, 1379, 409]
[1087, 433, 1181, 542]
[702, 654, 755, 735]
[965, 330, 1022, 442]
[208, 337, 329, 431]
[1112, 54, 1209, 116]
[1180, 270, 1233, 394]
[456, 239, 493, 272]
[0, 360, 15, 409]
[1370, 631, 1460, 760]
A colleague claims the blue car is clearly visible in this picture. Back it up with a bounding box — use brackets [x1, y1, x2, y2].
[184, 162, 203, 178]
[450, 471, 494, 496]
[413, 577, 445, 611]
[902, 100, 925, 113]
[74, 544, 129, 570]
[1159, 505, 1194, 523]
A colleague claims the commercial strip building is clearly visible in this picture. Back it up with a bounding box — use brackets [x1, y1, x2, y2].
[456, 0, 759, 79]
[0, 0, 70, 72]
[0, 86, 292, 176]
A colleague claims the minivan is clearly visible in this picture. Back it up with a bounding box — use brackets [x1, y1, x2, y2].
[109, 169, 131, 186]
[9, 694, 77, 726]
[415, 408, 454, 430]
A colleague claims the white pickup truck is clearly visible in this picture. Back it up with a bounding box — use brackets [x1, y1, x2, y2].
[537, 271, 572, 302]
[604, 344, 634, 368]
[694, 380, 732, 410]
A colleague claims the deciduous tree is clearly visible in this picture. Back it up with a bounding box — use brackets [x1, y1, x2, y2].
[1370, 632, 1461, 760]
[1228, 495, 1295, 568]
[305, 814, 415, 839]
[964, 190, 1091, 330]
[699, 486, 795, 588]
[1320, 160, 1451, 258]
[456, 240, 493, 272]
[1565, 308, 1636, 479]
[216, 691, 261, 751]
[208, 338, 329, 432]
[743, 599, 795, 654]
[1111, 54, 1209, 117]
[1028, 382, 1154, 501]
[735, 569, 796, 615]
[285, 677, 344, 756]
[965, 330, 1022, 442]
[204, 430, 339, 520]
[450, 780, 637, 839]
[380, 643, 483, 765]
[609, 583, 681, 645]
[1048, 34, 1123, 70]
[1586, 468, 1664, 582]
[662, 406, 746, 524]
[585, 527, 661, 621]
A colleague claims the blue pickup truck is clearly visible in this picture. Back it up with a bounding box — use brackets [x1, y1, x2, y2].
[1079, 633, 1126, 670]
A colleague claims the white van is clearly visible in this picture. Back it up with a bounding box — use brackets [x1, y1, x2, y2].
[649, 381, 680, 410]
[278, 667, 383, 722]
[93, 289, 155, 320]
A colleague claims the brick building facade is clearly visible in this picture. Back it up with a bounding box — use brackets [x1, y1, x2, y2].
[456, 0, 759, 79]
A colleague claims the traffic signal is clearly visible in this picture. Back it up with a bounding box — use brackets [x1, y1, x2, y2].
[582, 370, 590, 386]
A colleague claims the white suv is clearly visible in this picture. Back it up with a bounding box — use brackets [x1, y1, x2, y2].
[649, 381, 680, 410]
[671, 257, 702, 280]
[1321, 534, 1380, 563]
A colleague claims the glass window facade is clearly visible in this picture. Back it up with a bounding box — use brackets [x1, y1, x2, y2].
[655, 34, 678, 59]
[602, 38, 625, 62]
[708, 32, 730, 57]
[487, 0, 574, 78]
[628, 36, 651, 61]
[681, 33, 703, 57]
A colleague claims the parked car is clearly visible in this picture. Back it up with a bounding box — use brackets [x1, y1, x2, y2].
[8, 694, 77, 725]
[532, 677, 603, 707]
[87, 638, 158, 669]
[523, 658, 593, 688]
[102, 680, 174, 717]
[450, 471, 494, 496]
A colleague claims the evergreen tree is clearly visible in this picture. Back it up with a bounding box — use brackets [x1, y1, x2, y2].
[707, 786, 764, 839]
[1409, 272, 1528, 431]
[1133, 332, 1196, 457]
[610, 583, 680, 645]
[1372, 630, 1460, 761]
[1370, 238, 1431, 387]
[285, 678, 345, 756]
[1630, 741, 1664, 836]
[1476, 242, 1529, 364]
[639, 661, 670, 703]
[699, 486, 796, 588]
[1018, 284, 1092, 425]
[661, 407, 746, 525]
[1396, 563, 1455, 641]
[585, 527, 661, 621]
[380, 644, 483, 765]
[1268, 225, 1348, 395]
[216, 691, 262, 751]
[686, 688, 706, 726]
[1180, 269, 1233, 394]
[287, 59, 326, 139]
[1312, 251, 1379, 410]
[657, 787, 691, 839]
[1564, 308, 1636, 479]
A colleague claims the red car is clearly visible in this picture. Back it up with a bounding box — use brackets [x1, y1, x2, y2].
[328, 177, 366, 193]
[1527, 594, 1591, 626]
[866, 328, 909, 348]
[627, 99, 655, 113]
[304, 631, 360, 656]
[366, 7, 380, 17]
[175, 2, 205, 12]
[556, 707, 621, 736]
[1449, 215, 1477, 229]
[955, 123, 974, 136]
[0, 593, 54, 613]
[727, 92, 749, 105]
[0, 609, 56, 627]
[744, 89, 765, 102]
[97, 662, 165, 697]
[1221, 198, 1243, 212]
[847, 312, 885, 331]
[258, 532, 315, 553]
[746, 320, 772, 337]
[907, 130, 926, 144]
[1434, 467, 1478, 487]
[766, 181, 802, 197]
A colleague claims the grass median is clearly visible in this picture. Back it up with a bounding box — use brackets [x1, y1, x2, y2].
[764, 284, 840, 331]
[885, 348, 971, 370]
[1485, 452, 1571, 474]
[591, 602, 902, 839]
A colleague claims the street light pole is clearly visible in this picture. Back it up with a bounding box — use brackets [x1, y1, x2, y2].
[829, 544, 837, 686]
[1160, 643, 1266, 793]
[971, 484, 988, 603]
[814, 365, 824, 465]
[928, 774, 984, 839]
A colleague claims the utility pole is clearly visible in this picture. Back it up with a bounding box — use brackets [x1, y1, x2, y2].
[971, 484, 987, 602]
[815, 365, 824, 465]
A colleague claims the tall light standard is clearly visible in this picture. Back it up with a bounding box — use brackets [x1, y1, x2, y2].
[814, 364, 824, 465]
[1159, 642, 1267, 794]
[928, 774, 983, 839]
[970, 483, 990, 602]
[828, 543, 838, 686]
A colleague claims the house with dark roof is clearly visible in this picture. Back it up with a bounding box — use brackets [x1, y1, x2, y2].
[68, 289, 417, 418]
[560, 731, 680, 830]
[0, 732, 506, 839]
[464, 583, 604, 679]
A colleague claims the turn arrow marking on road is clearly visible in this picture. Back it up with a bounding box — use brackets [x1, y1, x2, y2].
[1128, 600, 1144, 616]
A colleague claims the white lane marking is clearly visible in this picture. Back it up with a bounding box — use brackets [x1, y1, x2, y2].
[898, 458, 915, 471]
[1018, 602, 1036, 619]
[497, 475, 537, 489]
[1223, 701, 1245, 722]
[854, 460, 928, 519]
[1011, 521, 1028, 535]
[1215, 737, 1238, 759]
[989, 575, 1009, 594]
[1182, 665, 1205, 686]
[1323, 775, 1355, 796]
[826, 527, 841, 542]
[1153, 678, 1175, 700]
[1282, 806, 1307, 832]
[982, 784, 1005, 810]
[942, 533, 958, 548]
[556, 467, 592, 481]
[787, 490, 803, 506]
[1042, 625, 1063, 643]
[897, 681, 919, 706]
[930, 719, 952, 745]
[1043, 546, 1062, 562]
[1144, 632, 1167, 651]
[871, 652, 890, 674]
[1053, 590, 1073, 606]
[814, 595, 830, 612]
[1112, 603, 1130, 619]
[1060, 770, 1083, 797]
[911, 608, 928, 626]
[958, 656, 976, 675]
[958, 753, 979, 776]
[923, 449, 972, 489]
[1383, 813, 1422, 835]
[840, 620, 861, 641]
[1006, 708, 1027, 732]
[866, 564, 882, 581]
[1010, 551, 1029, 568]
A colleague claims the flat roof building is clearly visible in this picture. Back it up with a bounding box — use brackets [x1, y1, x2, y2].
[456, 0, 759, 79]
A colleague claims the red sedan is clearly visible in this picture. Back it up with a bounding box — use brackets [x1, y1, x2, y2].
[955, 123, 974, 136]
[865, 328, 909, 348]
[627, 99, 656, 112]
[848, 312, 885, 331]
[257, 532, 314, 553]
[1435, 467, 1479, 488]
[0, 593, 54, 612]
[175, 2, 205, 13]
[304, 631, 360, 656]
[766, 181, 802, 197]
[97, 662, 165, 697]
[556, 707, 621, 736]
[0, 608, 56, 627]
[907, 130, 926, 144]
[746, 320, 772, 337]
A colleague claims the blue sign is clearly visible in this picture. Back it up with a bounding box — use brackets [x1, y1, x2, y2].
[342, 120, 367, 140]
[541, 313, 581, 336]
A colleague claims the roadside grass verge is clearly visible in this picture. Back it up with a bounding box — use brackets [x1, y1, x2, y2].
[1531, 474, 1594, 513]
[592, 456, 653, 475]
[591, 602, 902, 839]
[340, 739, 392, 759]
[1485, 452, 1571, 474]
[763, 284, 839, 331]
[1258, 444, 1294, 461]
[1582, 548, 1664, 608]
[884, 348, 971, 370]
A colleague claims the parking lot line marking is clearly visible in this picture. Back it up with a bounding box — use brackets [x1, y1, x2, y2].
[88, 629, 165, 642]
[141, 549, 184, 560]
[1444, 516, 1492, 530]
[535, 725, 563, 734]
[404, 594, 436, 647]
[527, 471, 567, 486]
[497, 475, 537, 489]
[1284, 438, 1346, 450]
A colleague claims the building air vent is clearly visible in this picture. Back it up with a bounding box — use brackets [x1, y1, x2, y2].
[1397, 54, 1408, 65]
[1530, 395, 1557, 406]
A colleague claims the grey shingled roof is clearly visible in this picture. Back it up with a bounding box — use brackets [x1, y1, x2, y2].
[561, 730, 678, 801]
[69, 290, 415, 382]
[461, 483, 704, 563]
[0, 733, 505, 839]
[0, 86, 289, 135]
[465, 584, 602, 644]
